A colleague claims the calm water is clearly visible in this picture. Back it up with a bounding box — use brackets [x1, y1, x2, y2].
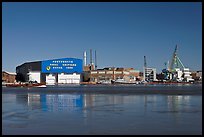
[2, 85, 202, 135]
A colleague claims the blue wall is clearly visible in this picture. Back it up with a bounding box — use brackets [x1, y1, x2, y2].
[41, 58, 82, 73]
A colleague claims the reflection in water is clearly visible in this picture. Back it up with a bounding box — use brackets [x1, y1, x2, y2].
[27, 93, 83, 112]
[26, 93, 126, 112]
[16, 94, 28, 104]
[27, 94, 41, 110]
[19, 93, 192, 114]
[3, 94, 31, 130]
[44, 94, 83, 112]
[2, 89, 201, 135]
[143, 95, 192, 113]
[83, 94, 124, 108]
[167, 95, 191, 111]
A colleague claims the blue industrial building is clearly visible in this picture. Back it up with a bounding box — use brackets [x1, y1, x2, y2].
[16, 58, 83, 84]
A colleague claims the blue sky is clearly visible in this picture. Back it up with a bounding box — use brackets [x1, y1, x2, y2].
[2, 2, 202, 73]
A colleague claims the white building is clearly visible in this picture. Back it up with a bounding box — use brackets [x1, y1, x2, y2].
[58, 73, 81, 84]
[143, 67, 157, 81]
[28, 71, 41, 83]
[173, 68, 183, 82]
[182, 68, 194, 82]
[196, 71, 202, 80]
[46, 74, 56, 85]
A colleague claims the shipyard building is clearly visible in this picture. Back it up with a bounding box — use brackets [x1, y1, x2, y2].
[83, 67, 140, 83]
[143, 67, 157, 81]
[16, 58, 83, 84]
[82, 50, 141, 83]
[2, 71, 16, 83]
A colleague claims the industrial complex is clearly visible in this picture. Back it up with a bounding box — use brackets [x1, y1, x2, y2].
[160, 45, 195, 82]
[2, 45, 202, 86]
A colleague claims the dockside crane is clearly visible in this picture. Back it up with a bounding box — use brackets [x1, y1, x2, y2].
[144, 56, 147, 68]
[144, 56, 147, 81]
[169, 45, 185, 72]
[162, 45, 193, 82]
[167, 45, 187, 81]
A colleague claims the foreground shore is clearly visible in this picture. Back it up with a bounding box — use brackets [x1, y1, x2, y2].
[2, 84, 202, 95]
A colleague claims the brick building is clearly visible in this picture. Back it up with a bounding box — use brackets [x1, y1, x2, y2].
[83, 67, 140, 82]
[2, 71, 16, 83]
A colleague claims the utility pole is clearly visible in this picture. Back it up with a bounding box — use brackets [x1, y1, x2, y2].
[95, 50, 97, 70]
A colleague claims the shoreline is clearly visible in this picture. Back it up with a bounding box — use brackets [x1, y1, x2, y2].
[2, 84, 202, 95]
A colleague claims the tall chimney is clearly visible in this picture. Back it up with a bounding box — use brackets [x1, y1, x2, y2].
[83, 51, 87, 66]
[89, 49, 93, 70]
[90, 49, 92, 65]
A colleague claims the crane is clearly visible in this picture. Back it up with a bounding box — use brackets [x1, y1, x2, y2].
[144, 56, 147, 68]
[144, 56, 147, 81]
[168, 45, 185, 72]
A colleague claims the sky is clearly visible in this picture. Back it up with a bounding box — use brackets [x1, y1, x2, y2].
[2, 2, 202, 73]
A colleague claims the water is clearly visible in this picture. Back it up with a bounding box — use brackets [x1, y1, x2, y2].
[2, 84, 202, 135]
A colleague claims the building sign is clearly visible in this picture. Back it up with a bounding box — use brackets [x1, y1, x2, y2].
[42, 58, 83, 73]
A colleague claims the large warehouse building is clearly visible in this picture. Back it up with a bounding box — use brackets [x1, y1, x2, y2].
[16, 58, 83, 84]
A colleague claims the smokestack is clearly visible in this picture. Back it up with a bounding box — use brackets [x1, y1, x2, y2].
[83, 51, 87, 66]
[167, 60, 169, 70]
[95, 50, 97, 70]
[89, 49, 93, 70]
[90, 49, 92, 65]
